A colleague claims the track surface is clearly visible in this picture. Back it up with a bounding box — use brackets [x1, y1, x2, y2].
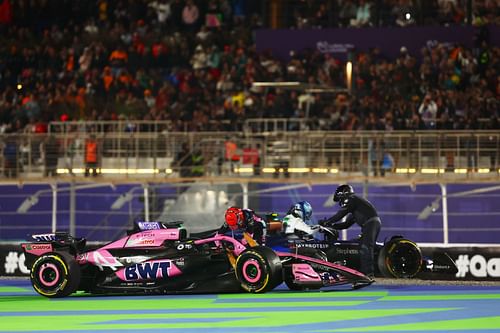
[2, 279, 500, 333]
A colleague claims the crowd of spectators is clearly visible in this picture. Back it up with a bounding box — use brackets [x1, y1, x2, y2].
[0, 0, 498, 136]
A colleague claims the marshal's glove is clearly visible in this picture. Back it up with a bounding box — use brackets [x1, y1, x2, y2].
[318, 218, 329, 227]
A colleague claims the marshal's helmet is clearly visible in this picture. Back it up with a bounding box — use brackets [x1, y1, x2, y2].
[333, 184, 354, 203]
[224, 207, 246, 230]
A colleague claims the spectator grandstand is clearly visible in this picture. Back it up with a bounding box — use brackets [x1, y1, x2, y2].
[0, 0, 498, 178]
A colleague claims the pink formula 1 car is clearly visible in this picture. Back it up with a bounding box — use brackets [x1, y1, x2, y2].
[21, 221, 372, 298]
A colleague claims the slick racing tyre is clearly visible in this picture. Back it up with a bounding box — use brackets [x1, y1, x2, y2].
[30, 252, 81, 298]
[284, 248, 326, 291]
[377, 237, 423, 278]
[235, 246, 283, 293]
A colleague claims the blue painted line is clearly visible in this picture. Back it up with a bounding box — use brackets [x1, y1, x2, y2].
[0, 292, 33, 296]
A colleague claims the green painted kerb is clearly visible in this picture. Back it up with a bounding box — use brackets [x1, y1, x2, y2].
[0, 308, 452, 331]
[0, 286, 30, 293]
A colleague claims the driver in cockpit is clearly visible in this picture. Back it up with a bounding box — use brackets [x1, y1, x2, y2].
[219, 207, 266, 245]
[283, 201, 321, 240]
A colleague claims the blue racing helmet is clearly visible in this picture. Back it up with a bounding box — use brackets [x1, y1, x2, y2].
[287, 201, 313, 221]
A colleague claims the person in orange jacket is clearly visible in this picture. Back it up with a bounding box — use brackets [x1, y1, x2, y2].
[85, 134, 99, 177]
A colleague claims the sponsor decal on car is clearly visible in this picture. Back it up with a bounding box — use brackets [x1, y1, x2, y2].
[136, 239, 155, 245]
[76, 253, 89, 262]
[138, 232, 155, 238]
[175, 258, 185, 267]
[124, 260, 171, 280]
[295, 243, 330, 249]
[25, 244, 52, 251]
[126, 237, 156, 247]
[176, 243, 193, 251]
[31, 234, 56, 242]
[91, 250, 123, 271]
[22, 243, 53, 256]
[137, 222, 161, 230]
[335, 248, 359, 255]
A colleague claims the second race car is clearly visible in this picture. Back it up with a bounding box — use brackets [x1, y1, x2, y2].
[265, 213, 458, 279]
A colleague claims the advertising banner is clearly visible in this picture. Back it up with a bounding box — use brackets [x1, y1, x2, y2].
[421, 247, 500, 281]
[255, 26, 500, 61]
[0, 244, 30, 277]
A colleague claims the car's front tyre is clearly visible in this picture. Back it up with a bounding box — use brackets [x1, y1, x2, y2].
[235, 246, 282, 293]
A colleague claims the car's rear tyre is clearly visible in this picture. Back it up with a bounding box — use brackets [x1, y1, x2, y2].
[284, 248, 326, 290]
[235, 246, 282, 293]
[30, 252, 81, 298]
[377, 238, 422, 278]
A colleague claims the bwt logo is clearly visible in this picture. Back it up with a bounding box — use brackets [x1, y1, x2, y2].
[455, 254, 500, 278]
[125, 261, 171, 280]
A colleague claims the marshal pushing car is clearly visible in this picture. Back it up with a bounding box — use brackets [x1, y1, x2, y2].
[265, 213, 458, 279]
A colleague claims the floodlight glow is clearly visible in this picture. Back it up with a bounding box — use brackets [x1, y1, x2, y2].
[312, 168, 328, 173]
[396, 168, 417, 173]
[421, 168, 444, 174]
[235, 167, 254, 173]
[288, 168, 310, 173]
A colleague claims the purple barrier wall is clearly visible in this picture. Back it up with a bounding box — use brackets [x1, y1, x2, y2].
[255, 25, 499, 61]
[0, 184, 151, 241]
[0, 182, 498, 244]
